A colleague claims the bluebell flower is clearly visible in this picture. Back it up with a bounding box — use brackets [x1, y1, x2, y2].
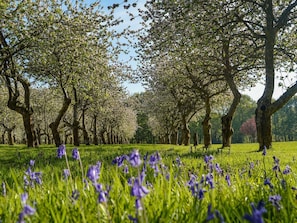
[112, 155, 128, 167]
[204, 155, 213, 164]
[63, 169, 70, 180]
[21, 193, 28, 204]
[129, 150, 142, 167]
[29, 160, 35, 167]
[131, 178, 149, 198]
[175, 156, 182, 167]
[243, 200, 266, 223]
[72, 148, 80, 160]
[269, 195, 281, 210]
[225, 174, 231, 186]
[283, 165, 291, 174]
[215, 163, 223, 175]
[264, 178, 273, 189]
[123, 165, 129, 174]
[206, 173, 214, 189]
[128, 215, 138, 223]
[206, 204, 225, 223]
[98, 191, 108, 203]
[206, 204, 215, 221]
[18, 193, 36, 223]
[87, 165, 100, 183]
[71, 189, 80, 201]
[135, 198, 142, 210]
[57, 144, 66, 158]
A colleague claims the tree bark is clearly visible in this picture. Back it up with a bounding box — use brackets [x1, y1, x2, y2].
[202, 97, 212, 148]
[49, 91, 71, 147]
[221, 39, 242, 148]
[92, 115, 99, 145]
[82, 108, 90, 145]
[5, 76, 37, 147]
[181, 117, 190, 146]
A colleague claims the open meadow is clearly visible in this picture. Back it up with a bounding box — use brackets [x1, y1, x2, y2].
[1, 142, 297, 222]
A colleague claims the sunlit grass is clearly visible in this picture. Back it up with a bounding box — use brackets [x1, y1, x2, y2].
[1, 142, 297, 222]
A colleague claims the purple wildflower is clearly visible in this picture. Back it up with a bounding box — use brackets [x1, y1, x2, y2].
[71, 189, 80, 201]
[206, 204, 215, 221]
[264, 178, 273, 189]
[135, 198, 142, 210]
[206, 204, 225, 223]
[175, 156, 182, 167]
[57, 144, 66, 158]
[72, 148, 80, 160]
[269, 195, 282, 210]
[250, 162, 255, 169]
[225, 174, 231, 186]
[129, 150, 142, 167]
[206, 173, 214, 189]
[98, 191, 108, 203]
[215, 163, 223, 175]
[123, 165, 129, 174]
[21, 193, 28, 204]
[63, 169, 70, 179]
[112, 155, 128, 167]
[283, 165, 291, 174]
[128, 215, 138, 223]
[87, 165, 100, 183]
[18, 193, 36, 223]
[243, 200, 266, 223]
[204, 155, 213, 164]
[29, 160, 35, 167]
[131, 178, 149, 198]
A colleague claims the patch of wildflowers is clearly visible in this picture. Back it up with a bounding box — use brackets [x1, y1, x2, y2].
[269, 195, 282, 210]
[57, 144, 66, 158]
[243, 200, 266, 223]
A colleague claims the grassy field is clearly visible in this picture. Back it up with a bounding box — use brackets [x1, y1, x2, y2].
[1, 142, 297, 222]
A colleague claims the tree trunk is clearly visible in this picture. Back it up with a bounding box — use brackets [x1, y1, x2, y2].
[82, 108, 90, 145]
[221, 39, 242, 148]
[181, 118, 190, 146]
[202, 115, 212, 148]
[171, 129, 178, 145]
[5, 76, 37, 147]
[93, 115, 98, 145]
[49, 94, 71, 147]
[202, 97, 212, 148]
[72, 87, 80, 146]
[255, 101, 272, 150]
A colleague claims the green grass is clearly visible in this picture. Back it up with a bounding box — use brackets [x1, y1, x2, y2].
[1, 142, 297, 222]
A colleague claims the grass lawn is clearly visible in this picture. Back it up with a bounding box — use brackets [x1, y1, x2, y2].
[0, 142, 297, 222]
